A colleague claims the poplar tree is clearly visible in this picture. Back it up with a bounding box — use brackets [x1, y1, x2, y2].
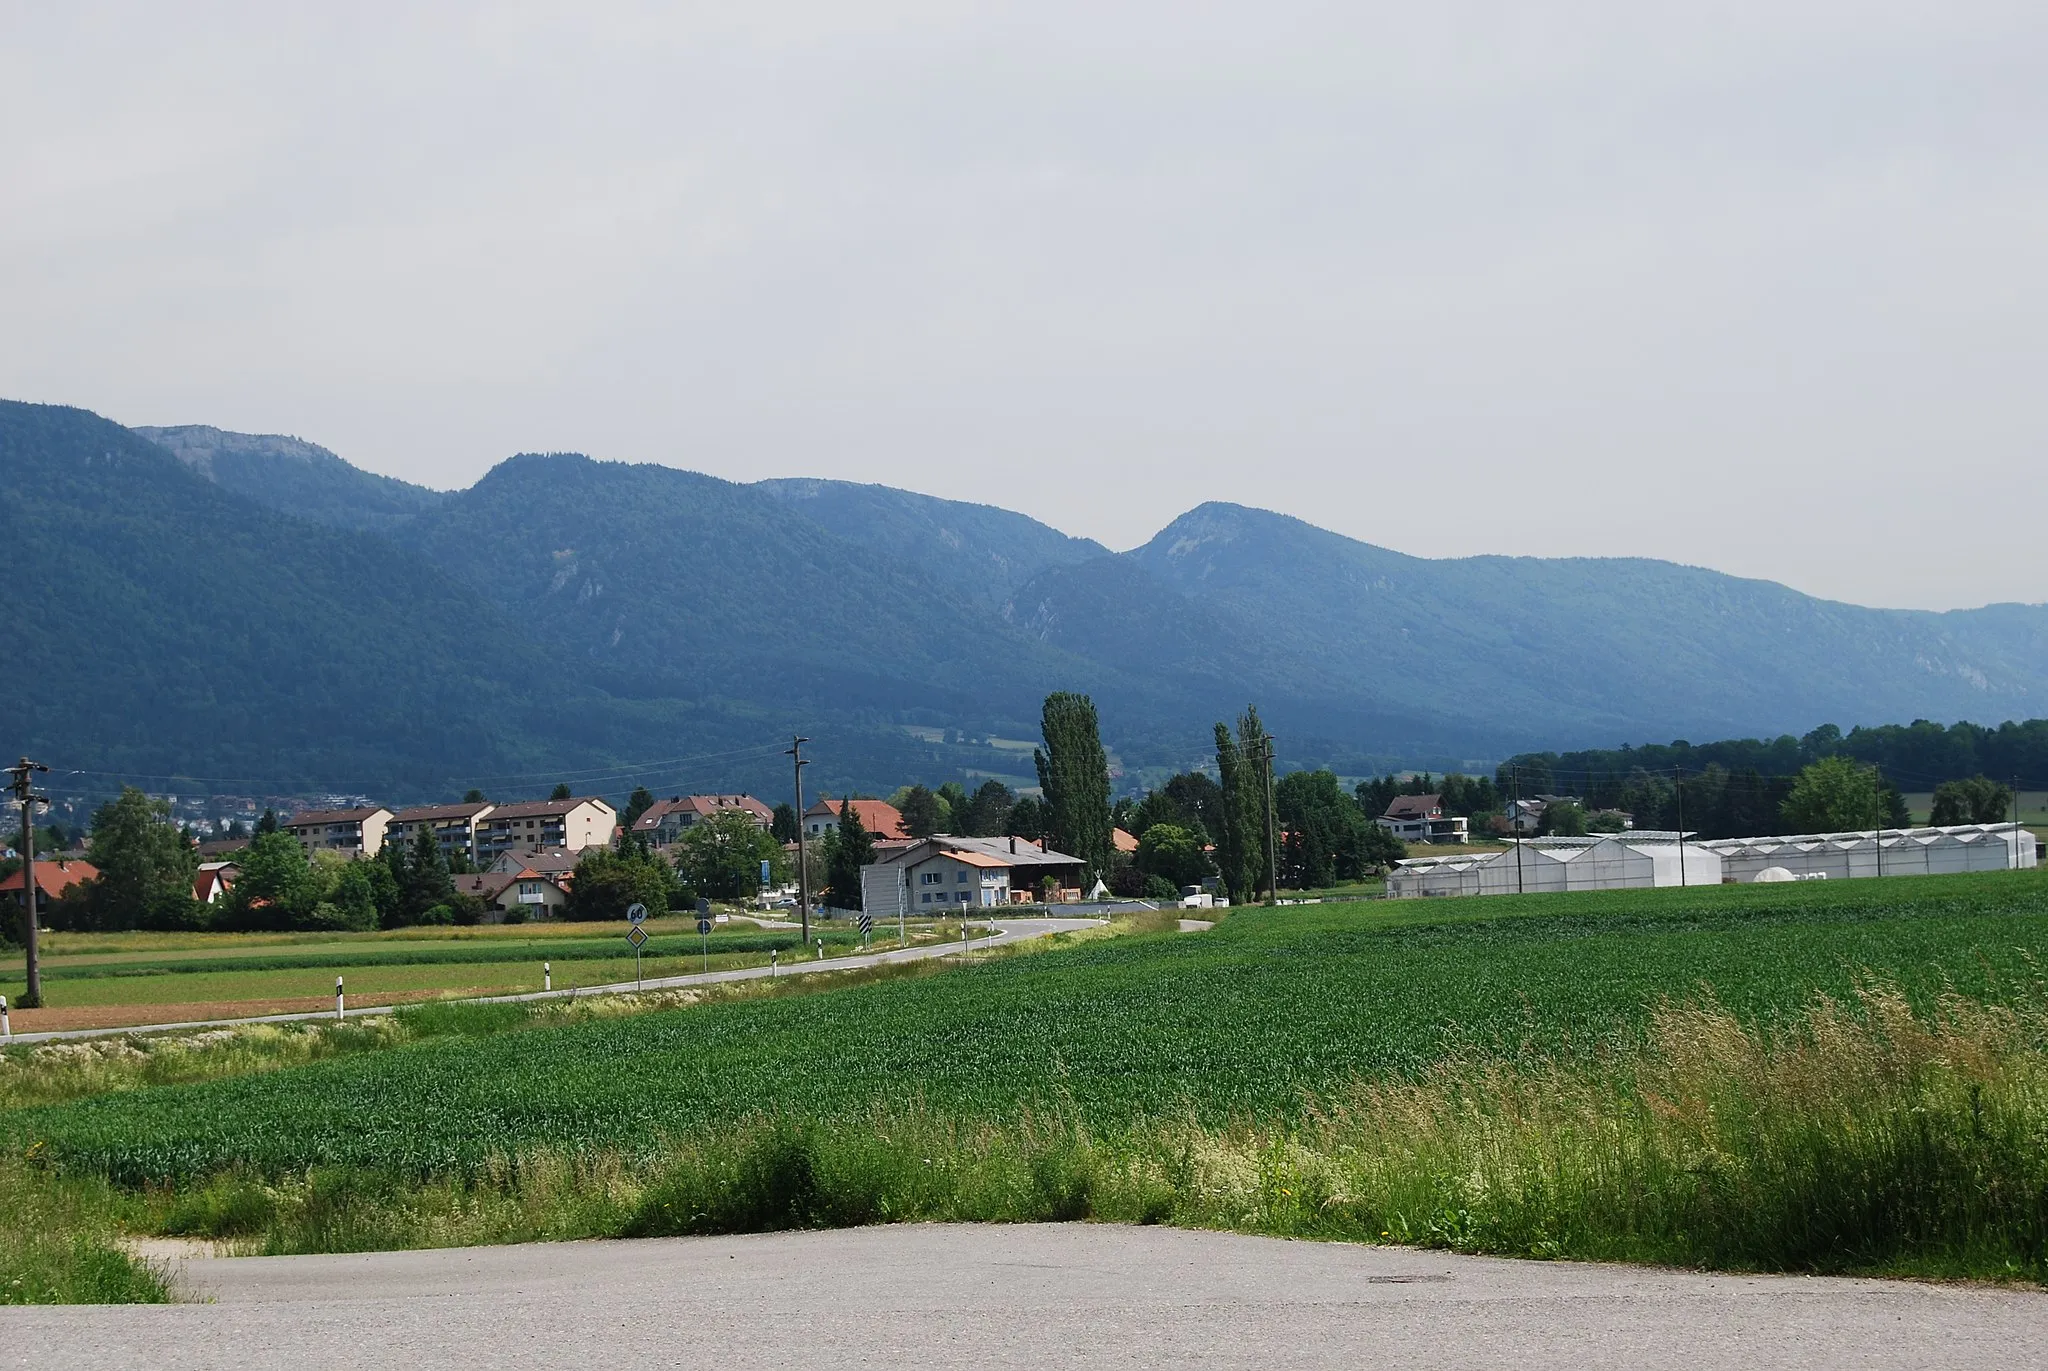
[1034, 692, 1113, 882]
[1212, 721, 1257, 905]
[1234, 705, 1273, 899]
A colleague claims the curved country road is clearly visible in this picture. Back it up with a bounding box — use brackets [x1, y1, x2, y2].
[6, 1223, 2044, 1369]
[7, 917, 1103, 1045]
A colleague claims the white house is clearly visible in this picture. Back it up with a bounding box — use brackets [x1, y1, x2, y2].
[859, 835, 1086, 918]
[1376, 794, 1469, 844]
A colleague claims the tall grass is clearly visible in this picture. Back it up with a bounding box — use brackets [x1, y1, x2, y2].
[0, 1158, 168, 1304]
[129, 981, 2048, 1281]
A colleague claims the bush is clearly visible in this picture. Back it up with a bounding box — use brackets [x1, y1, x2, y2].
[138, 889, 210, 932]
[1142, 875, 1179, 901]
[417, 903, 456, 927]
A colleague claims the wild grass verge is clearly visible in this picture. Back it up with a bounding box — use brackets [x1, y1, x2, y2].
[84, 980, 2048, 1285]
[0, 1158, 168, 1304]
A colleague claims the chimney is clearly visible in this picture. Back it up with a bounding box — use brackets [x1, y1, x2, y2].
[1009, 836, 1017, 854]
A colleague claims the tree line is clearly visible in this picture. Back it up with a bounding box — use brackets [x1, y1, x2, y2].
[1506, 718, 2048, 804]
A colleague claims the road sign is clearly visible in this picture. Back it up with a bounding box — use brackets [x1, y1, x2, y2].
[760, 859, 772, 886]
[627, 904, 648, 925]
[697, 917, 713, 936]
[696, 896, 711, 916]
[857, 913, 872, 939]
[626, 924, 649, 950]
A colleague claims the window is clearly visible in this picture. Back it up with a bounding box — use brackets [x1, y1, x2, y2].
[920, 893, 932, 905]
[957, 871, 969, 883]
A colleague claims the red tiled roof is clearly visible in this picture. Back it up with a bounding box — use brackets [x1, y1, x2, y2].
[1112, 827, 1139, 854]
[1, 859, 99, 899]
[635, 794, 772, 829]
[805, 798, 908, 839]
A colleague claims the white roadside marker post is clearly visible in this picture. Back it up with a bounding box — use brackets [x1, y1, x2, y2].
[335, 976, 345, 1021]
[1, 994, 9, 1040]
[544, 961, 551, 992]
[815, 937, 823, 962]
[771, 948, 778, 978]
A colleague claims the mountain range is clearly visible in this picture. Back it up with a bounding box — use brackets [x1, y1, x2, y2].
[6, 398, 2045, 805]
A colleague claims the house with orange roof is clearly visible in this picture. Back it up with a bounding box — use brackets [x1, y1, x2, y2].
[803, 797, 908, 841]
[1, 858, 98, 906]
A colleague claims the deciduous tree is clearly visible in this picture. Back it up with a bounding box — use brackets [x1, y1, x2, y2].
[1930, 775, 2013, 825]
[81, 786, 199, 931]
[1135, 824, 1211, 889]
[675, 807, 785, 899]
[1781, 757, 1888, 832]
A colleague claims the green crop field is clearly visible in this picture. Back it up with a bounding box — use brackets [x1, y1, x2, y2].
[0, 918, 954, 1019]
[20, 871, 2048, 1184]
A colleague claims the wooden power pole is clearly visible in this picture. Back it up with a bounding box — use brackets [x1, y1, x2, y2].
[9, 757, 50, 1008]
[786, 736, 811, 946]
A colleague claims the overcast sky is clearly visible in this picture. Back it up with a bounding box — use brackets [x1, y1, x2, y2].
[5, 3, 2043, 611]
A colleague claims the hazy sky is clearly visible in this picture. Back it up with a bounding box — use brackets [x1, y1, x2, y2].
[6, 3, 2044, 611]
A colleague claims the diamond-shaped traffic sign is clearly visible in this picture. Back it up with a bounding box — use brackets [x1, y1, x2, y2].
[626, 924, 649, 950]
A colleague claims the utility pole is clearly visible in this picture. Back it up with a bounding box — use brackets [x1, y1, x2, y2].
[1674, 766, 1687, 888]
[1259, 734, 1280, 905]
[2015, 775, 2025, 869]
[1511, 764, 1524, 895]
[9, 758, 49, 1008]
[1873, 765, 1885, 878]
[786, 736, 811, 947]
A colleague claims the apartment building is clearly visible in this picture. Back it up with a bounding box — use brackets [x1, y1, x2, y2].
[474, 796, 618, 863]
[284, 806, 392, 858]
[385, 801, 495, 865]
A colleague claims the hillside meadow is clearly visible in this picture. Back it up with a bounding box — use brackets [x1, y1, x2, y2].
[4, 871, 2048, 1299]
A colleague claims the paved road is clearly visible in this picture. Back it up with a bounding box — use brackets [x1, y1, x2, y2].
[7, 917, 1101, 1045]
[5, 1224, 2042, 1369]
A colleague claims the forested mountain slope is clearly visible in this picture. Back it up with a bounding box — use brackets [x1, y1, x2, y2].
[12, 401, 2047, 799]
[2, 403, 544, 791]
[135, 425, 449, 533]
[755, 477, 1107, 607]
[1119, 503, 2048, 743]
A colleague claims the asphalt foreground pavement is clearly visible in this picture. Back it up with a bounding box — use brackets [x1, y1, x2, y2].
[7, 1224, 2046, 1370]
